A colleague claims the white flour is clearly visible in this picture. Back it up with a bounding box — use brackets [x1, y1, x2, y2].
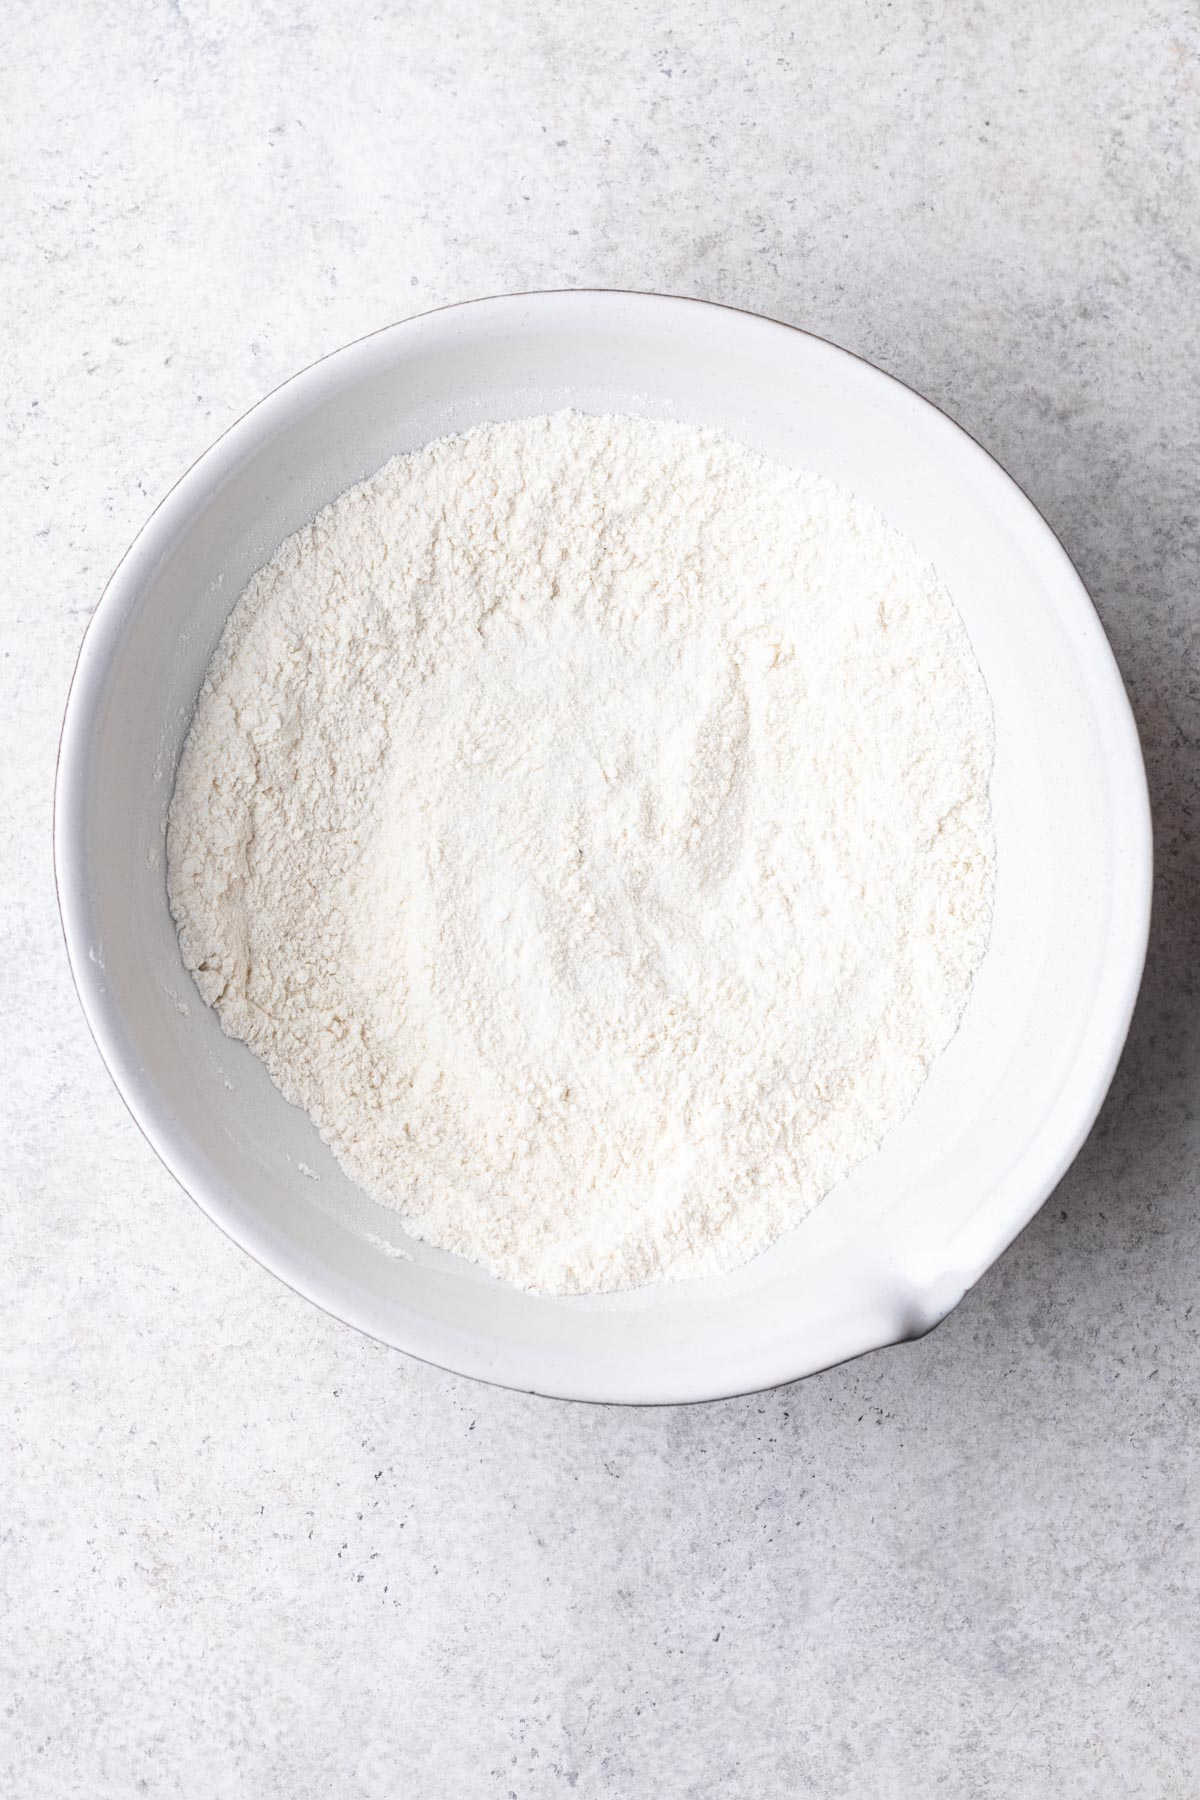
[167, 412, 994, 1294]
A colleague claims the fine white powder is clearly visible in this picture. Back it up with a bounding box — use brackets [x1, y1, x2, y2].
[168, 412, 995, 1295]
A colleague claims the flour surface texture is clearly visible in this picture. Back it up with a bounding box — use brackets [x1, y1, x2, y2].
[168, 413, 995, 1294]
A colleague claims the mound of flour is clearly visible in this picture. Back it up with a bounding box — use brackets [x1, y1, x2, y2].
[167, 412, 994, 1294]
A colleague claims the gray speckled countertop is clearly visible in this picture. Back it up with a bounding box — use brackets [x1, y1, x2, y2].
[3, 4, 1198, 1795]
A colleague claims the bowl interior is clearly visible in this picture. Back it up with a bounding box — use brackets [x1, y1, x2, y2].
[56, 294, 1150, 1400]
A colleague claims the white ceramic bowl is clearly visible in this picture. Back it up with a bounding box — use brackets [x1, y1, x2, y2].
[55, 292, 1151, 1402]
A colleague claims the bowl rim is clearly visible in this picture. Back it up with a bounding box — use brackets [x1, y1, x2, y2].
[54, 288, 1153, 1403]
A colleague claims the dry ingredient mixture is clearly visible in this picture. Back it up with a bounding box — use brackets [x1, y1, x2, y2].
[167, 412, 995, 1294]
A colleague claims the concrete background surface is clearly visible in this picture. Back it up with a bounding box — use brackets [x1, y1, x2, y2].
[2, 2, 1197, 1794]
